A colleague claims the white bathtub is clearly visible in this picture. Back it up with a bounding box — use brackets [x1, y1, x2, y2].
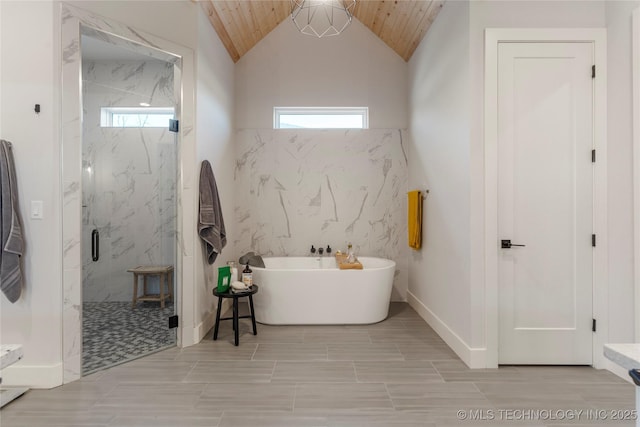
[251, 256, 395, 325]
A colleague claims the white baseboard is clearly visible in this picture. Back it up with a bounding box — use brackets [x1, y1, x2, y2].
[192, 299, 231, 344]
[407, 290, 487, 368]
[180, 324, 198, 347]
[195, 311, 215, 343]
[1, 363, 63, 389]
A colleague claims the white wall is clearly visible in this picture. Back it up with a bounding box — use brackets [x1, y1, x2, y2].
[407, 0, 472, 346]
[235, 18, 407, 129]
[194, 6, 236, 339]
[0, 1, 63, 387]
[604, 0, 640, 346]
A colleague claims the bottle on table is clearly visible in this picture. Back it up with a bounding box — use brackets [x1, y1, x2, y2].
[242, 263, 253, 288]
[347, 243, 356, 263]
[227, 261, 238, 282]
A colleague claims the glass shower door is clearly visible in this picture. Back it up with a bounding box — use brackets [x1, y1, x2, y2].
[80, 35, 177, 374]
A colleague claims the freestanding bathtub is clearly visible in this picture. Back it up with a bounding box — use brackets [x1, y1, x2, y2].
[251, 256, 396, 325]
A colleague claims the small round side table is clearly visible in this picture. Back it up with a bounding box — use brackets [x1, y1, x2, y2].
[212, 285, 258, 346]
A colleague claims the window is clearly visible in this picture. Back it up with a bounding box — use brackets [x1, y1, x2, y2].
[274, 107, 368, 129]
[100, 107, 175, 128]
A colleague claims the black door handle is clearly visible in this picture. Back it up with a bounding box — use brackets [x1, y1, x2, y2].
[629, 369, 640, 386]
[501, 239, 526, 249]
[92, 229, 100, 262]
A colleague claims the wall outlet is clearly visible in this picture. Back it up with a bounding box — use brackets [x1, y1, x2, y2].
[31, 200, 43, 219]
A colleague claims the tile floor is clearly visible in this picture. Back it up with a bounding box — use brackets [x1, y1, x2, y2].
[83, 301, 177, 374]
[1, 303, 635, 426]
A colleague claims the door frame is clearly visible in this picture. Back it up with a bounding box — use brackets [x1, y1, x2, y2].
[484, 28, 608, 368]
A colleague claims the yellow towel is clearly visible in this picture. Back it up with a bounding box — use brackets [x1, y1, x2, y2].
[408, 190, 422, 250]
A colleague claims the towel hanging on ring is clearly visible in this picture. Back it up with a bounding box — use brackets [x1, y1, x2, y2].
[0, 139, 25, 303]
[407, 190, 422, 250]
[198, 160, 226, 264]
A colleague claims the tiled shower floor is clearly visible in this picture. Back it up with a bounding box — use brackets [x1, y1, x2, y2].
[82, 301, 176, 374]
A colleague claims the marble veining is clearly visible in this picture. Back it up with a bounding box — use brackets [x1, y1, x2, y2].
[81, 57, 176, 302]
[63, 40, 80, 64]
[79, 17, 178, 65]
[235, 129, 408, 299]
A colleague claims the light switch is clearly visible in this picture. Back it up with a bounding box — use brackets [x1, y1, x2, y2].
[31, 201, 43, 220]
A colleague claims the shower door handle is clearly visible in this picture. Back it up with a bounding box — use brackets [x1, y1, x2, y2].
[92, 229, 99, 262]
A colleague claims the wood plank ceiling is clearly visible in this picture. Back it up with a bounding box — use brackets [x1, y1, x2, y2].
[201, 1, 445, 63]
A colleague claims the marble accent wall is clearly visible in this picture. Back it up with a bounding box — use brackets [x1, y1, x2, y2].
[235, 129, 408, 300]
[81, 58, 176, 302]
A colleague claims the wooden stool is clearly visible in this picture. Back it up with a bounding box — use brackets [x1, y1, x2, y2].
[128, 265, 174, 308]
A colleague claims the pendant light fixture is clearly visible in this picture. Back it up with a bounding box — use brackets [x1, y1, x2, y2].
[290, 0, 357, 38]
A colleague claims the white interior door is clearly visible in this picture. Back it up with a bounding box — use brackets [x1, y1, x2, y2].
[498, 42, 594, 365]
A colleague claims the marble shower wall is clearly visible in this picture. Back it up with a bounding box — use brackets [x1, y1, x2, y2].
[235, 129, 408, 300]
[81, 58, 176, 302]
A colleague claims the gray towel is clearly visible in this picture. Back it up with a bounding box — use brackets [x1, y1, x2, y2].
[0, 140, 25, 303]
[198, 160, 226, 265]
[239, 251, 265, 268]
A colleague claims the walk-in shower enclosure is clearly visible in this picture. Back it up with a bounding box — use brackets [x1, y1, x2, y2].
[80, 34, 177, 373]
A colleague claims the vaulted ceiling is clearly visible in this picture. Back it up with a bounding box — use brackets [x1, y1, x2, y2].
[200, 1, 445, 63]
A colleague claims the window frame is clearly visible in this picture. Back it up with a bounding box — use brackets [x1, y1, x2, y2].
[273, 107, 369, 129]
[100, 106, 175, 128]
